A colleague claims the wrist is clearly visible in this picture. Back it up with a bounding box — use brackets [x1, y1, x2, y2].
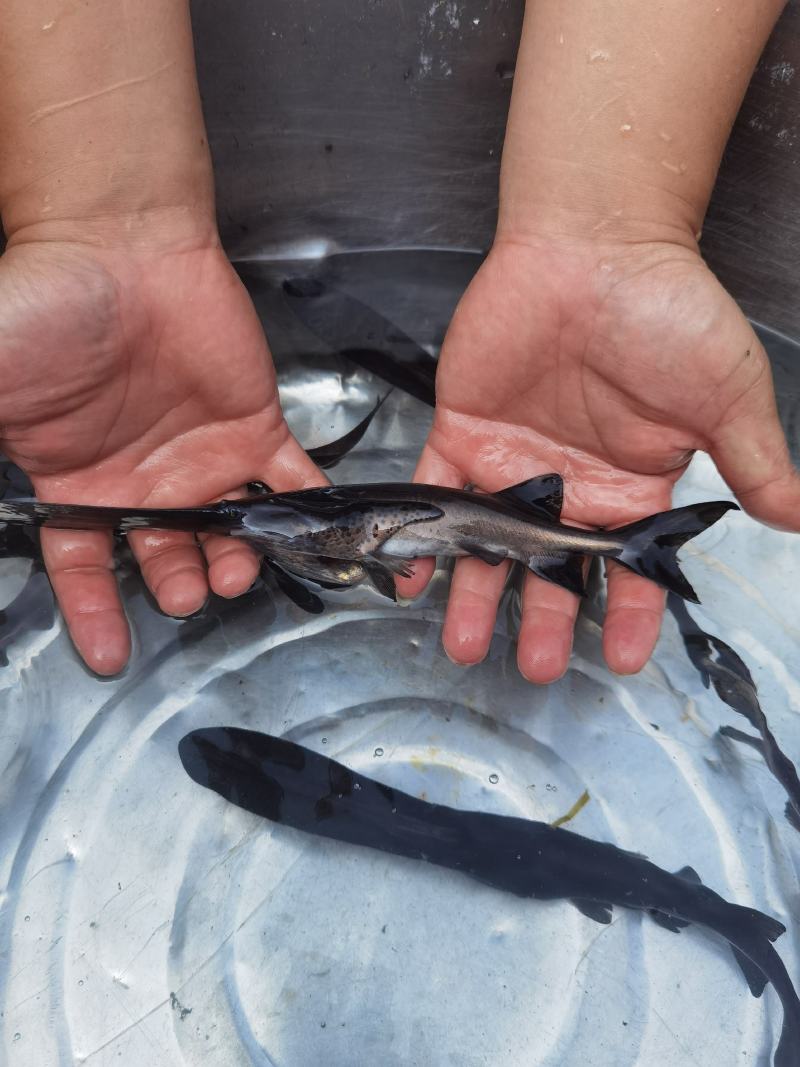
[496, 158, 705, 253]
[2, 165, 217, 255]
[0, 0, 215, 251]
[1, 112, 216, 250]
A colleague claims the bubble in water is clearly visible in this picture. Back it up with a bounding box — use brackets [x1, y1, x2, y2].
[24, 915, 30, 922]
[374, 747, 384, 758]
[391, 807, 397, 815]
[321, 737, 328, 745]
[354, 782, 361, 791]
[13, 1033, 20, 1042]
[78, 980, 84, 987]
[488, 773, 499, 785]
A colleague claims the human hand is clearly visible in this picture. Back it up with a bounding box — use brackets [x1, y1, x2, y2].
[397, 237, 800, 682]
[0, 224, 323, 674]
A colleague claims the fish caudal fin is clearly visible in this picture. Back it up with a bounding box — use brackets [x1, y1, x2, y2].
[613, 502, 738, 603]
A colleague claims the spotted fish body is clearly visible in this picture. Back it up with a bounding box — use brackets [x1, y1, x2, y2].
[0, 476, 737, 604]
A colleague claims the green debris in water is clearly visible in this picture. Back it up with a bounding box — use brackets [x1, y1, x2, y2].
[551, 789, 591, 828]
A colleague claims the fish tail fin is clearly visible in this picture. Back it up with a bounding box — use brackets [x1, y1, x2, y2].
[612, 502, 738, 603]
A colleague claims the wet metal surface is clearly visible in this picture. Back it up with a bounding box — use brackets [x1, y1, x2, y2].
[4, 0, 800, 1058]
[192, 0, 800, 339]
[0, 252, 798, 1065]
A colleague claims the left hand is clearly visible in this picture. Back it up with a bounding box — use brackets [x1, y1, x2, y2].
[0, 228, 323, 674]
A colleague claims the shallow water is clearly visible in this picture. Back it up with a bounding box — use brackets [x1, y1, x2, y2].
[0, 252, 798, 1067]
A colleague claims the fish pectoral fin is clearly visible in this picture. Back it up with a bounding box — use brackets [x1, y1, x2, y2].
[264, 560, 325, 615]
[463, 543, 507, 567]
[571, 898, 613, 924]
[362, 560, 398, 601]
[649, 909, 690, 934]
[528, 553, 587, 597]
[372, 555, 415, 579]
[730, 946, 769, 998]
[496, 474, 563, 521]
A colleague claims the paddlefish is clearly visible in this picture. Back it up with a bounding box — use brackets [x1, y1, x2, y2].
[0, 475, 736, 603]
[178, 727, 800, 1067]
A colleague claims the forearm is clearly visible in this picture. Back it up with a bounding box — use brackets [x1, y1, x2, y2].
[0, 0, 214, 247]
[499, 0, 787, 247]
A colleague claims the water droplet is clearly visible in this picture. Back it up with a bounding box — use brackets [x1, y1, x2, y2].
[472, 16, 480, 24]
[78, 980, 84, 987]
[24, 915, 30, 922]
[516, 854, 522, 861]
[13, 1033, 20, 1042]
[354, 782, 361, 791]
[391, 807, 397, 815]
[321, 737, 328, 745]
[488, 773, 499, 785]
[374, 747, 384, 758]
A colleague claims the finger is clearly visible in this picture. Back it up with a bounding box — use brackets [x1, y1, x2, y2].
[204, 535, 261, 599]
[517, 571, 580, 685]
[711, 347, 800, 530]
[259, 432, 329, 492]
[441, 555, 511, 665]
[395, 443, 463, 600]
[40, 528, 131, 676]
[128, 529, 209, 617]
[204, 434, 329, 599]
[602, 561, 665, 675]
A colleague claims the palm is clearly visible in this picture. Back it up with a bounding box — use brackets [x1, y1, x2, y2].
[402, 239, 799, 681]
[0, 239, 321, 672]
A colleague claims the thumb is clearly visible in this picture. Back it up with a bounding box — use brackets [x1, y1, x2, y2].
[710, 349, 800, 531]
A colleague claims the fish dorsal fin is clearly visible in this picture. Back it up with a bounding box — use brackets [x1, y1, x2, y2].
[496, 474, 563, 521]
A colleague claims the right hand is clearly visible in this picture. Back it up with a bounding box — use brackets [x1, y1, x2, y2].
[398, 236, 800, 682]
[0, 221, 323, 675]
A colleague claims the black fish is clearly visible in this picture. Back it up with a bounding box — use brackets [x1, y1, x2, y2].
[0, 478, 737, 605]
[306, 393, 390, 469]
[178, 728, 800, 1067]
[283, 277, 437, 406]
[668, 594, 800, 832]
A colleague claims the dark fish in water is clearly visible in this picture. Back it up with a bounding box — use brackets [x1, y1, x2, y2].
[305, 393, 390, 470]
[668, 594, 800, 832]
[0, 460, 33, 501]
[282, 277, 437, 406]
[178, 727, 800, 1066]
[0, 476, 737, 604]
